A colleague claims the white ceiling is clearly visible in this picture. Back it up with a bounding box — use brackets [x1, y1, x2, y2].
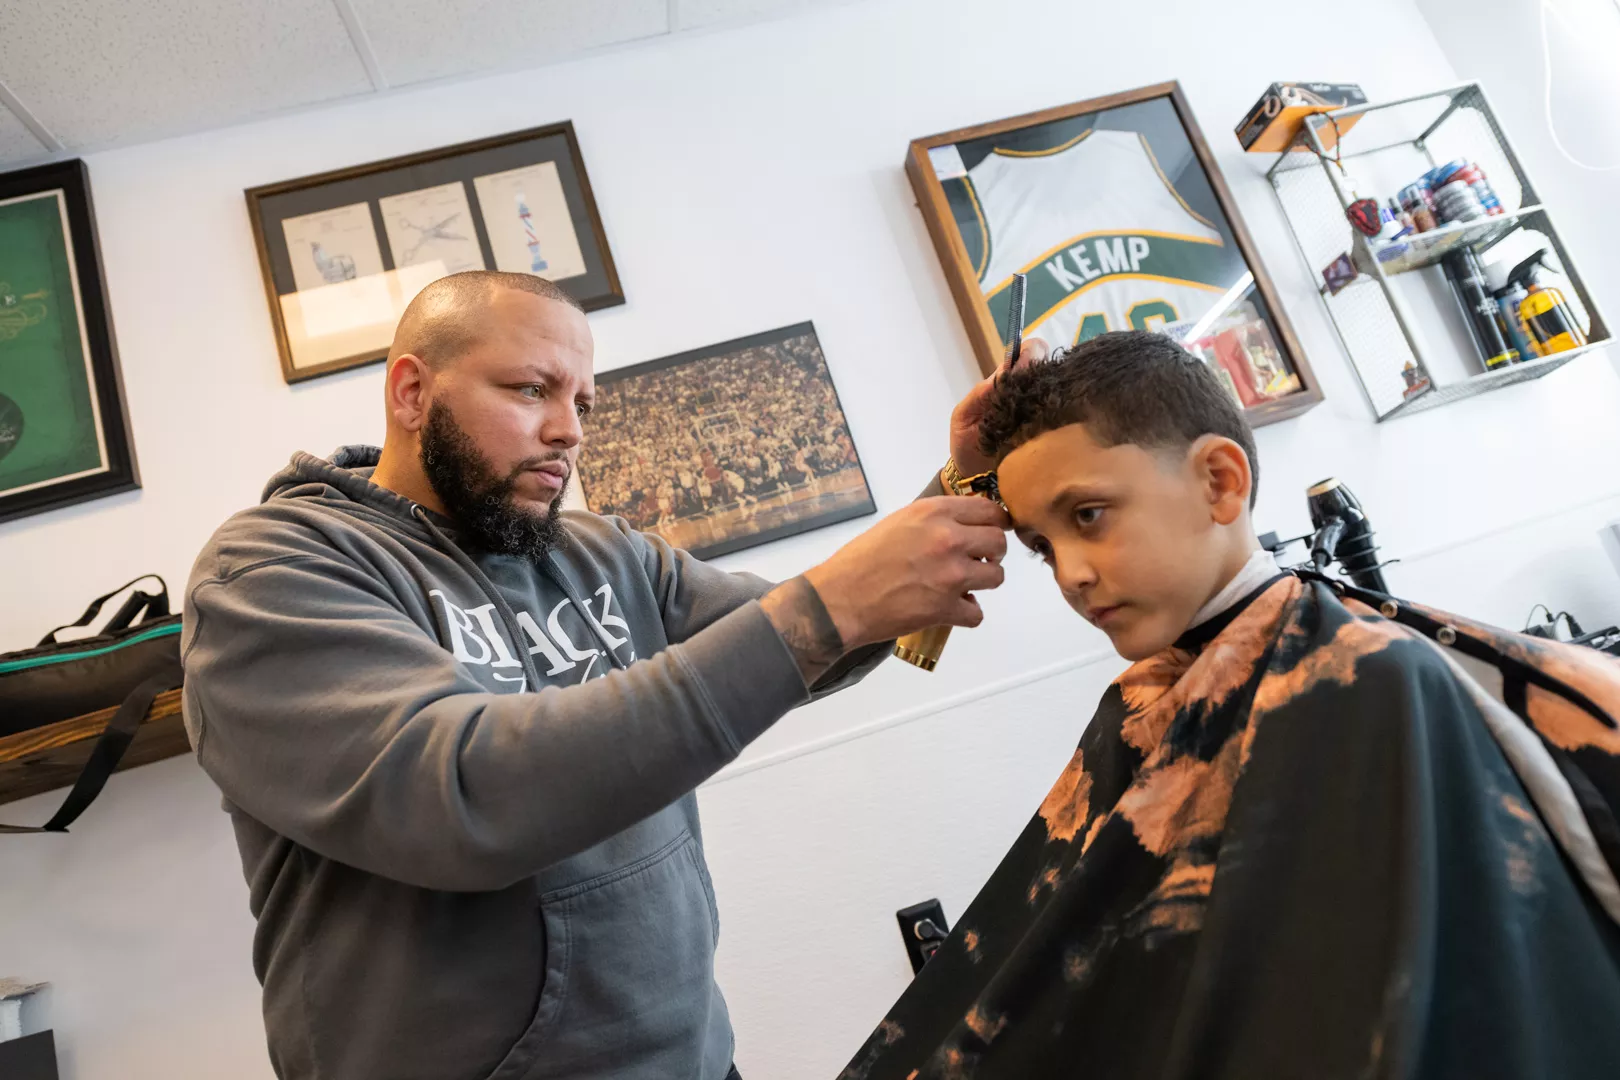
[0, 0, 848, 169]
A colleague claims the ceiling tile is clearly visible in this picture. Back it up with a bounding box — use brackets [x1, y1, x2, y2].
[0, 104, 48, 169]
[0, 0, 373, 150]
[350, 0, 671, 87]
[677, 0, 844, 29]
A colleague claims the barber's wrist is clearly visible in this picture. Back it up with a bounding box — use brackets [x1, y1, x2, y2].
[800, 564, 862, 648]
[762, 573, 849, 685]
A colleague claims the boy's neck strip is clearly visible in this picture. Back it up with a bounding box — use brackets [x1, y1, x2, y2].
[1189, 547, 1279, 631]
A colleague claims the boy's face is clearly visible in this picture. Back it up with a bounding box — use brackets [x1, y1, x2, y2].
[997, 422, 1243, 661]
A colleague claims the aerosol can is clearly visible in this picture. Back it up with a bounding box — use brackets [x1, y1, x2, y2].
[1483, 251, 1537, 362]
[1506, 249, 1586, 355]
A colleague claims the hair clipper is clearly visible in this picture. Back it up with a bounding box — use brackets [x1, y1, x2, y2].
[894, 274, 1026, 671]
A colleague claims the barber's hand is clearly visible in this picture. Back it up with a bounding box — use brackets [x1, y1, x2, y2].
[948, 337, 1050, 477]
[801, 496, 1009, 649]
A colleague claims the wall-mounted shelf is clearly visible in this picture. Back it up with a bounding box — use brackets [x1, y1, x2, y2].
[1366, 204, 1542, 276]
[1381, 340, 1606, 419]
[0, 690, 186, 810]
[1267, 84, 1610, 421]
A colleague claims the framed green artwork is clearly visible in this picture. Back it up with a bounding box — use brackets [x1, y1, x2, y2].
[0, 159, 138, 525]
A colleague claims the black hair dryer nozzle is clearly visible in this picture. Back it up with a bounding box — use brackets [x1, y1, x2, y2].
[1306, 478, 1388, 593]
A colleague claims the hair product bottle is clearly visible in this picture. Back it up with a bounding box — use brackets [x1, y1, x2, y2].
[1507, 249, 1586, 355]
[1483, 251, 1538, 362]
[1442, 248, 1516, 371]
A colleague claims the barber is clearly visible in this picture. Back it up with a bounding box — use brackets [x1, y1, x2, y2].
[181, 271, 1009, 1080]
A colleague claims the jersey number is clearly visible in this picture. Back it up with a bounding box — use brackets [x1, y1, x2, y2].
[1072, 300, 1180, 344]
[1075, 313, 1110, 343]
[1128, 300, 1178, 332]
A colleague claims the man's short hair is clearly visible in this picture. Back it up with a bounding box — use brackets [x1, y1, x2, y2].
[978, 330, 1260, 507]
[390, 271, 584, 369]
[467, 270, 584, 313]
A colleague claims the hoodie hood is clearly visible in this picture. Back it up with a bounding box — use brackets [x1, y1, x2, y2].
[262, 445, 416, 520]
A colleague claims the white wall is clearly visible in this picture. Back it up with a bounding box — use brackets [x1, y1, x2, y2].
[1416, 0, 1620, 383]
[3, 0, 1620, 1077]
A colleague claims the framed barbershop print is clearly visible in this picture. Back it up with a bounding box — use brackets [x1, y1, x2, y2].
[0, 159, 140, 525]
[247, 121, 623, 384]
[578, 322, 876, 561]
[905, 81, 1323, 426]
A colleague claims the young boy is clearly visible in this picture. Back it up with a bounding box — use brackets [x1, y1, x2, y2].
[839, 331, 1620, 1080]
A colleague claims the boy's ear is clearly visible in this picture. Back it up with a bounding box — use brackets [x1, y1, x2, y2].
[1190, 435, 1251, 525]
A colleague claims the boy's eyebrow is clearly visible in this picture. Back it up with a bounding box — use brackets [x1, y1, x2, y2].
[1046, 481, 1112, 513]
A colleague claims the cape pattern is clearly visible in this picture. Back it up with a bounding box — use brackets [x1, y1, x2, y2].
[839, 575, 1620, 1080]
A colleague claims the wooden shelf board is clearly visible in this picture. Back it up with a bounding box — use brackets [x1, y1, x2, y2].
[0, 689, 189, 807]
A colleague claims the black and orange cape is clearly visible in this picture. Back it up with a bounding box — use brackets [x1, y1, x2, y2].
[841, 573, 1620, 1079]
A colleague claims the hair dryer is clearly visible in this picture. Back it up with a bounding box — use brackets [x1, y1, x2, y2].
[1306, 478, 1388, 593]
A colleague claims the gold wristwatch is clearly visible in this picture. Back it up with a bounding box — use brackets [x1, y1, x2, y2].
[940, 457, 995, 498]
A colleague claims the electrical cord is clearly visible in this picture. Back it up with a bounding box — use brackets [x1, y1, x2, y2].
[1524, 603, 1586, 640]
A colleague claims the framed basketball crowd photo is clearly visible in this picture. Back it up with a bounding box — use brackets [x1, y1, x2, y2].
[578, 322, 875, 560]
[246, 121, 622, 383]
[905, 80, 1322, 426]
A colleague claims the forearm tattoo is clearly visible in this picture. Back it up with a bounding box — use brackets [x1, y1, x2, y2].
[761, 575, 846, 685]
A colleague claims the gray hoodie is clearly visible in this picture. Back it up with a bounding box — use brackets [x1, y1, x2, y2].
[181, 447, 887, 1080]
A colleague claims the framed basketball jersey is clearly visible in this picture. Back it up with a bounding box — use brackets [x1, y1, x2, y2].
[905, 81, 1322, 428]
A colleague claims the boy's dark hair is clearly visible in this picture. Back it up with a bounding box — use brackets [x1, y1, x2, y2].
[979, 330, 1259, 507]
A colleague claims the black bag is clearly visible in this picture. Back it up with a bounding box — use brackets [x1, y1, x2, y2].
[1, 575, 184, 834]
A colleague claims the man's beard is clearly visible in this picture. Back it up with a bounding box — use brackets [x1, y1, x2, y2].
[419, 400, 568, 559]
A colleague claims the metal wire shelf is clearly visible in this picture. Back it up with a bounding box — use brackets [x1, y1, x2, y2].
[1266, 83, 1610, 421]
[1380, 341, 1604, 419]
[1366, 205, 1541, 276]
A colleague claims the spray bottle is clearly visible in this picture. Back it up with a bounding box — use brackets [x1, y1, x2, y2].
[1506, 249, 1586, 355]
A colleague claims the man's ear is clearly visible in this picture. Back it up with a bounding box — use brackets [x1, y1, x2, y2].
[386, 354, 432, 432]
[1191, 435, 1252, 525]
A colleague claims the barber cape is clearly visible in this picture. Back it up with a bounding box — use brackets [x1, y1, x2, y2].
[840, 573, 1620, 1080]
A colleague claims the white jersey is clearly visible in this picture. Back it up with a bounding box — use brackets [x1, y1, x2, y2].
[960, 129, 1232, 351]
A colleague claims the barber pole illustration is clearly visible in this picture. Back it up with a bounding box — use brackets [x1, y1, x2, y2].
[516, 194, 547, 273]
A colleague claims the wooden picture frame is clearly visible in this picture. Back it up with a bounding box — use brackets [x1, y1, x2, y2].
[246, 121, 623, 384]
[905, 81, 1323, 426]
[0, 159, 140, 524]
[578, 322, 876, 560]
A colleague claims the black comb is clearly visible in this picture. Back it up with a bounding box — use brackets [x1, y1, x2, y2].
[1004, 272, 1027, 368]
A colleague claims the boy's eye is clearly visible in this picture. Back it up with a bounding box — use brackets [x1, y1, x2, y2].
[519, 384, 543, 400]
[576, 402, 590, 418]
[1025, 536, 1053, 563]
[1075, 506, 1104, 528]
